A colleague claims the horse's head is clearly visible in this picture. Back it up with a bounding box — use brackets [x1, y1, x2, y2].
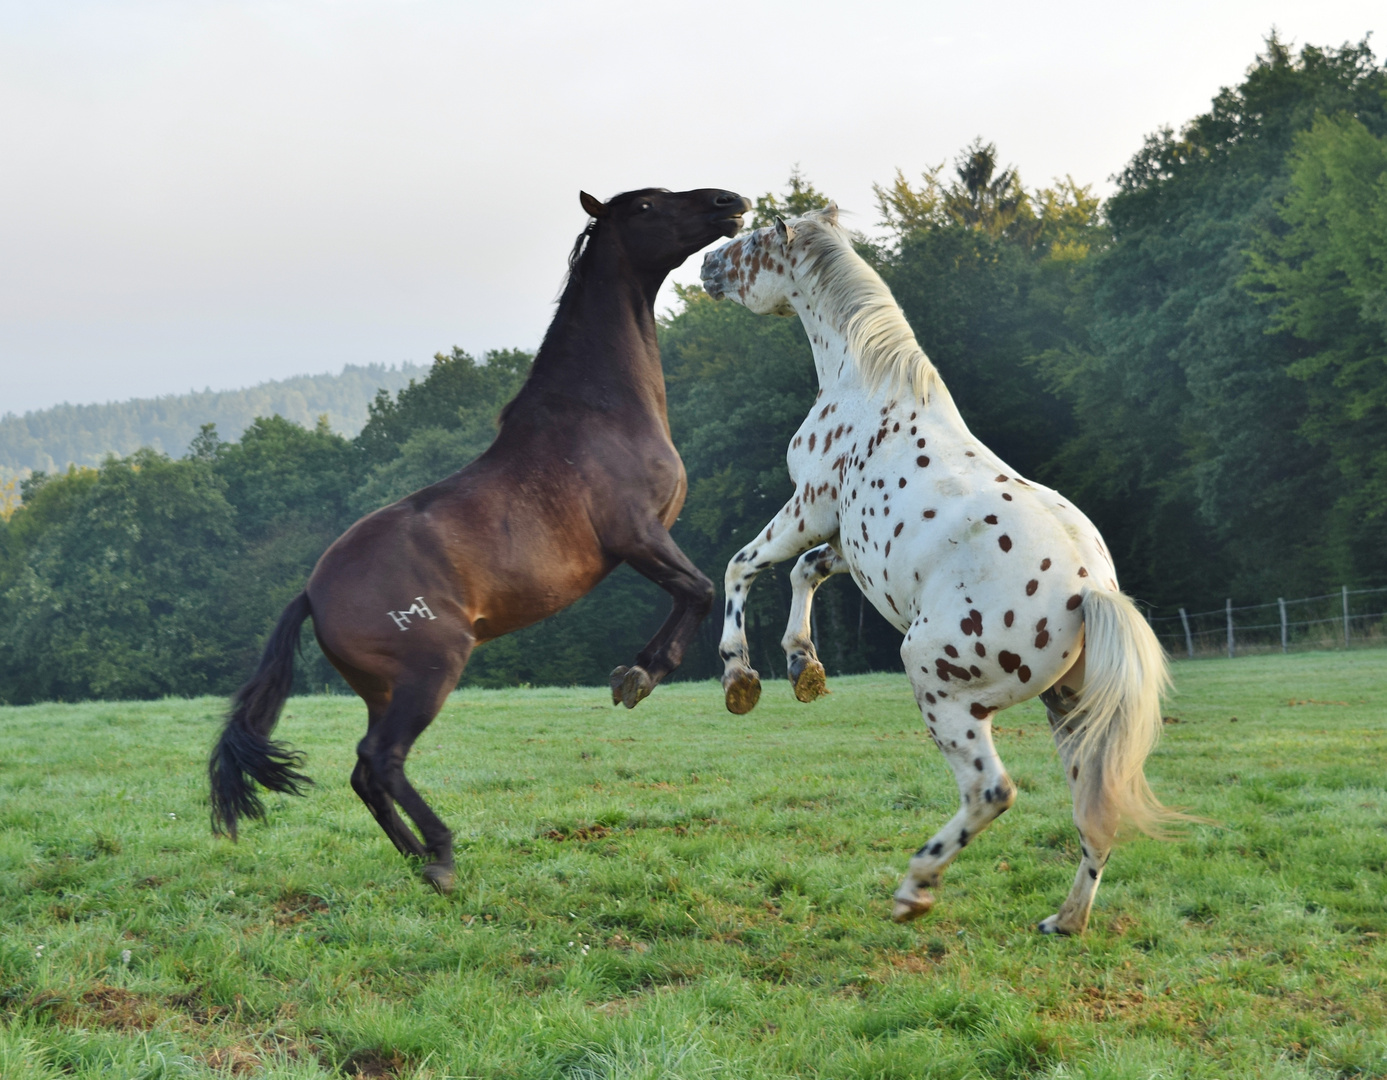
[701, 205, 840, 316]
[579, 188, 751, 275]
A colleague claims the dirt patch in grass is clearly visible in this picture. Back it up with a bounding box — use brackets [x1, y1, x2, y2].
[74, 984, 161, 1029]
[591, 996, 640, 1016]
[544, 823, 611, 841]
[204, 1044, 262, 1075]
[273, 892, 330, 926]
[340, 1048, 407, 1078]
[168, 987, 228, 1026]
[874, 948, 948, 978]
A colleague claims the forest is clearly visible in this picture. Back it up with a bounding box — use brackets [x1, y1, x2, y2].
[0, 362, 425, 481]
[1, 37, 1385, 705]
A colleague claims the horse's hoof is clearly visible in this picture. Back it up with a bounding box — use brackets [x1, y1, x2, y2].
[1037, 914, 1081, 936]
[890, 892, 935, 923]
[723, 669, 761, 715]
[621, 666, 654, 709]
[423, 863, 456, 894]
[791, 659, 828, 703]
[609, 666, 629, 706]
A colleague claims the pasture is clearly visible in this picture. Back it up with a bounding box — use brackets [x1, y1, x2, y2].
[0, 651, 1384, 1079]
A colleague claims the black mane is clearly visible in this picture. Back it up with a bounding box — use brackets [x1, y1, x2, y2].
[540, 188, 671, 356]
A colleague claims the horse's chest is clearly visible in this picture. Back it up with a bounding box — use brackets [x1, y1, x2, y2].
[833, 435, 999, 625]
[787, 399, 857, 473]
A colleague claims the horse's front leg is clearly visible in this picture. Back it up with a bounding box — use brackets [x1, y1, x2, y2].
[720, 496, 837, 714]
[781, 542, 848, 703]
[609, 521, 715, 709]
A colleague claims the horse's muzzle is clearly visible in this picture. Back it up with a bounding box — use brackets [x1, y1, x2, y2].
[701, 247, 731, 300]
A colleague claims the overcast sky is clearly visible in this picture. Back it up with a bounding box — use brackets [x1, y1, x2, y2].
[0, 1, 1380, 416]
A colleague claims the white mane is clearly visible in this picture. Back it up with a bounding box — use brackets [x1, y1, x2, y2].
[792, 210, 939, 402]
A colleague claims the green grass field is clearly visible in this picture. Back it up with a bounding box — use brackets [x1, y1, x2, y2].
[1, 650, 1384, 1079]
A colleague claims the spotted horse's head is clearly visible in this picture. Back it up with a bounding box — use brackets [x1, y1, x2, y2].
[700, 204, 839, 316]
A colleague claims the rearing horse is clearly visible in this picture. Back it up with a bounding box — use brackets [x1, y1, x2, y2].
[211, 187, 751, 892]
[701, 206, 1191, 934]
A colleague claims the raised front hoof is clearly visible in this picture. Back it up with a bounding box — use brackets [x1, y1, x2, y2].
[422, 863, 456, 895]
[790, 658, 829, 703]
[621, 666, 655, 710]
[608, 666, 629, 706]
[723, 669, 761, 715]
[890, 892, 935, 923]
[1037, 912, 1085, 936]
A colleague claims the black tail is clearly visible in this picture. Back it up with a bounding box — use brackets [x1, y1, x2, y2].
[209, 591, 315, 839]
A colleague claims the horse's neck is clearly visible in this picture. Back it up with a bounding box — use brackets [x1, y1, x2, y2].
[806, 318, 966, 434]
[528, 243, 667, 413]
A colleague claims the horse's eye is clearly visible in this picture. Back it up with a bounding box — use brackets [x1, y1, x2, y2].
[637, 202, 651, 213]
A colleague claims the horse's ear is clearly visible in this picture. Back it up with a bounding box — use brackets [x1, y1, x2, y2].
[775, 216, 797, 244]
[819, 202, 839, 226]
[580, 191, 609, 218]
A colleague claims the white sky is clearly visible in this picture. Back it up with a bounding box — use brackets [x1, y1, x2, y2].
[0, 1, 1380, 416]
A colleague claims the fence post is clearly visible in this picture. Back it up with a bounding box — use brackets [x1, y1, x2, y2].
[1179, 607, 1194, 658]
[1343, 585, 1350, 647]
[1278, 597, 1288, 653]
[1226, 598, 1234, 659]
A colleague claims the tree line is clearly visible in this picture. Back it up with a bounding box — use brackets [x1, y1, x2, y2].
[2, 36, 1384, 705]
[0, 362, 425, 480]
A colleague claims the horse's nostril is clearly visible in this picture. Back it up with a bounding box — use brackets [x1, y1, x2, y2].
[715, 192, 740, 206]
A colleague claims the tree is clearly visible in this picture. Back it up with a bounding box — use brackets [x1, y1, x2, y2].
[1050, 35, 1387, 605]
[0, 452, 238, 703]
[869, 144, 1099, 487]
[749, 167, 833, 228]
[1248, 113, 1387, 578]
[355, 347, 532, 468]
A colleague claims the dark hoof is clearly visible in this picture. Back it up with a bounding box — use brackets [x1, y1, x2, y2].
[723, 668, 761, 715]
[891, 892, 935, 923]
[423, 863, 456, 894]
[609, 666, 629, 706]
[790, 658, 829, 703]
[621, 666, 655, 709]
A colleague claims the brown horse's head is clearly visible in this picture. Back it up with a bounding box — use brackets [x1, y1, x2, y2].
[578, 187, 751, 276]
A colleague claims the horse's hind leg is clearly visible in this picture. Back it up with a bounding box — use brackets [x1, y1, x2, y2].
[781, 543, 847, 703]
[1038, 674, 1115, 935]
[349, 714, 427, 859]
[892, 633, 1018, 922]
[358, 656, 467, 892]
[328, 668, 431, 859]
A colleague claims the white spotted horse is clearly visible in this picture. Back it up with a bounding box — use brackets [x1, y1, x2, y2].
[701, 205, 1191, 934]
[210, 187, 752, 892]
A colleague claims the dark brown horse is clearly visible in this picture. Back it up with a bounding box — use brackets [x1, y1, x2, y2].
[210, 187, 751, 891]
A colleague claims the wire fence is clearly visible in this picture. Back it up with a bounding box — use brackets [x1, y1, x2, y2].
[1146, 586, 1387, 660]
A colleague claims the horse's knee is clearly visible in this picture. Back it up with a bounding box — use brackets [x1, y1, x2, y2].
[691, 573, 715, 618]
[984, 775, 1017, 814]
[349, 759, 372, 799]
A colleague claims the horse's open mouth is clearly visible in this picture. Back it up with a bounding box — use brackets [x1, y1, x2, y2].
[701, 269, 728, 300]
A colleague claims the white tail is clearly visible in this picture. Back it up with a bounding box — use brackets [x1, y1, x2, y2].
[1061, 589, 1189, 839]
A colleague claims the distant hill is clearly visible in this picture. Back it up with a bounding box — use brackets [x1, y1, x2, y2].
[0, 363, 428, 479]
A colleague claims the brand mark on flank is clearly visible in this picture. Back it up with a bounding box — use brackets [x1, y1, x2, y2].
[388, 597, 437, 631]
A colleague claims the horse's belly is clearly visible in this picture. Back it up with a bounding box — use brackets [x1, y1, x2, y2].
[839, 474, 1101, 691]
